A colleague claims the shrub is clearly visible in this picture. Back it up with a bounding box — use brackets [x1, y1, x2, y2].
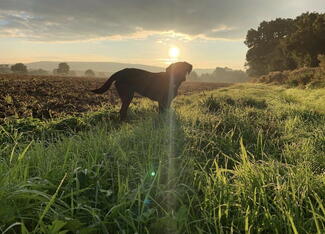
[255, 67, 325, 88]
[287, 67, 316, 86]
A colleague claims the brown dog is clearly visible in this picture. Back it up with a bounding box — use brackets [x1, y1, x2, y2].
[92, 61, 192, 120]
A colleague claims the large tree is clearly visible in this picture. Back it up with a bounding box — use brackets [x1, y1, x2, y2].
[11, 63, 28, 74]
[285, 12, 325, 67]
[57, 62, 70, 75]
[245, 12, 325, 76]
[245, 18, 296, 76]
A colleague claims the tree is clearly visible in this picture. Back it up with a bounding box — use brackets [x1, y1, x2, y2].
[0, 64, 11, 74]
[11, 63, 28, 74]
[187, 67, 248, 83]
[285, 12, 325, 67]
[245, 18, 296, 76]
[57, 62, 70, 75]
[245, 12, 325, 77]
[85, 69, 95, 77]
[188, 71, 199, 81]
[211, 67, 248, 83]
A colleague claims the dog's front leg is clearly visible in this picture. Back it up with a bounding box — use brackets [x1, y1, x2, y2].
[158, 101, 167, 113]
[158, 96, 172, 113]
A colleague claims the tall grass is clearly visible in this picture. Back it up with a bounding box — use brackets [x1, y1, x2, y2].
[0, 84, 324, 233]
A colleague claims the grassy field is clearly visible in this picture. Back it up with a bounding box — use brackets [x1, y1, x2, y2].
[0, 83, 324, 233]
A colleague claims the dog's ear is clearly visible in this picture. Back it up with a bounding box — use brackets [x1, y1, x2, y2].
[185, 62, 193, 74]
[165, 63, 174, 74]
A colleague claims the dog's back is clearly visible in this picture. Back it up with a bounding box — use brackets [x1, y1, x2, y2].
[115, 68, 167, 100]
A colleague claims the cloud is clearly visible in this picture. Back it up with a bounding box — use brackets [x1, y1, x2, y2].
[0, 0, 323, 42]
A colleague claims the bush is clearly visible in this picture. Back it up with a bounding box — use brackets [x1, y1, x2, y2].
[255, 67, 325, 88]
[259, 71, 289, 84]
[287, 67, 316, 86]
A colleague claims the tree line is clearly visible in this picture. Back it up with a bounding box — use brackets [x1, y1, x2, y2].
[245, 12, 325, 77]
[1, 62, 97, 77]
[4, 62, 249, 83]
[188, 67, 249, 83]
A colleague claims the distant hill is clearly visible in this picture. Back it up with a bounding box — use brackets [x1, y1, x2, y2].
[25, 61, 214, 75]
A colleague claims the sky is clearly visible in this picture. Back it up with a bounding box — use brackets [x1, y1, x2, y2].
[0, 0, 324, 69]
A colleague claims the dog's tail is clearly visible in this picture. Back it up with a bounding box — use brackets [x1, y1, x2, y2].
[91, 73, 118, 94]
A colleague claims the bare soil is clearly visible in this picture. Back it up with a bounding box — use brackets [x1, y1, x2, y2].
[0, 74, 231, 119]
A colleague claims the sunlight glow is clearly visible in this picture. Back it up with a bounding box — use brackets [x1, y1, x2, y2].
[169, 46, 180, 59]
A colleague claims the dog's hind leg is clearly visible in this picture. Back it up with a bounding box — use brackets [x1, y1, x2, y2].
[115, 83, 134, 121]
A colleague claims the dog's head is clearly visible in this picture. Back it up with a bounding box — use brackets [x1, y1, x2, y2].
[166, 61, 193, 83]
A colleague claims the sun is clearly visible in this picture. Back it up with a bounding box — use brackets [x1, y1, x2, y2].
[169, 46, 180, 59]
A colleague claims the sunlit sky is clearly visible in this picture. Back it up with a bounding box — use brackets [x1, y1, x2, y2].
[0, 0, 324, 69]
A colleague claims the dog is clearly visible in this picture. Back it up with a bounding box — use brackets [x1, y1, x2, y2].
[91, 61, 192, 120]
